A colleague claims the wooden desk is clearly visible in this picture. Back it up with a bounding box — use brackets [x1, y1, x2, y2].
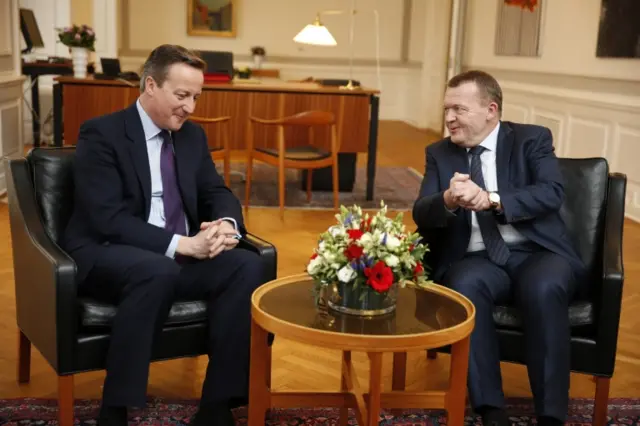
[52, 76, 380, 200]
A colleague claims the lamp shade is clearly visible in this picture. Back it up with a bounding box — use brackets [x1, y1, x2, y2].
[293, 19, 337, 46]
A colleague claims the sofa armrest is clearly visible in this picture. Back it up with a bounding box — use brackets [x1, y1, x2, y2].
[238, 232, 278, 283]
[595, 172, 626, 374]
[6, 157, 78, 374]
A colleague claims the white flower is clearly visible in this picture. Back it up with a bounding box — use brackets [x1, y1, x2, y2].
[337, 265, 357, 283]
[385, 255, 399, 267]
[323, 251, 336, 262]
[307, 256, 323, 275]
[319, 241, 326, 252]
[329, 226, 345, 237]
[386, 235, 401, 250]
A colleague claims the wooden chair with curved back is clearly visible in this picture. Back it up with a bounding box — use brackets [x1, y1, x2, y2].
[245, 110, 340, 219]
[189, 115, 231, 186]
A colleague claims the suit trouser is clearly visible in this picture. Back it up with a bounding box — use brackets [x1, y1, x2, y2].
[81, 244, 264, 407]
[442, 243, 578, 421]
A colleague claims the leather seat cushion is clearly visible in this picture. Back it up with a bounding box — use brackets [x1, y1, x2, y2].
[79, 298, 208, 329]
[494, 300, 594, 329]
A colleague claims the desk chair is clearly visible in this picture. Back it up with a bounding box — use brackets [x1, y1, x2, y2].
[244, 110, 340, 219]
[190, 115, 231, 186]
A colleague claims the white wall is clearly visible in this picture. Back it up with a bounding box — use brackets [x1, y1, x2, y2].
[463, 0, 640, 220]
[0, 0, 26, 193]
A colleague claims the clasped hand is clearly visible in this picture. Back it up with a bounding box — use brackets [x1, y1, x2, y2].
[186, 219, 240, 260]
[446, 172, 491, 211]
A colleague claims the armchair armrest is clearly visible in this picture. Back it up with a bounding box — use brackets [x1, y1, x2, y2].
[238, 232, 278, 283]
[6, 158, 78, 374]
[595, 172, 626, 374]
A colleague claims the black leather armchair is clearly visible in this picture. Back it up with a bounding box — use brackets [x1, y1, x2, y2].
[423, 158, 626, 426]
[7, 147, 278, 426]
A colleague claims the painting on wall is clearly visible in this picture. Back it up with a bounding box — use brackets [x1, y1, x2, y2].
[187, 0, 236, 38]
[494, 0, 543, 57]
[596, 0, 640, 58]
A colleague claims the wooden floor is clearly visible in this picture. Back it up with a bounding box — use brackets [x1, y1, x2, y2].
[1, 120, 639, 403]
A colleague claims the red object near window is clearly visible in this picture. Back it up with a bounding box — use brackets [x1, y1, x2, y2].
[504, 0, 538, 12]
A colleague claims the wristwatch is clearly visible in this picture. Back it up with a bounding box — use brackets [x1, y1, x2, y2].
[488, 192, 501, 210]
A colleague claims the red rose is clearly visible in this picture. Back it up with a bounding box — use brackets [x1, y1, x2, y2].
[347, 229, 364, 240]
[310, 253, 318, 260]
[344, 244, 363, 260]
[414, 263, 423, 277]
[364, 261, 394, 292]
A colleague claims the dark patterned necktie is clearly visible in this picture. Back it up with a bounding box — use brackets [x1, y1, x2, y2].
[469, 146, 510, 265]
[160, 130, 187, 236]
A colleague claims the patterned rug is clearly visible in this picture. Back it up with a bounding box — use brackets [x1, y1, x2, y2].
[221, 162, 423, 210]
[0, 397, 637, 425]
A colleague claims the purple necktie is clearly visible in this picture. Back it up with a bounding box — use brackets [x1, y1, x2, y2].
[160, 130, 187, 236]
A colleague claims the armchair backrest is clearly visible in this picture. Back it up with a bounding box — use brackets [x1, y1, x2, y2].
[26, 147, 77, 244]
[557, 158, 610, 296]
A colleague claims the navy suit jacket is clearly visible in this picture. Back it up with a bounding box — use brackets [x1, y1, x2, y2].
[412, 121, 585, 283]
[60, 102, 245, 282]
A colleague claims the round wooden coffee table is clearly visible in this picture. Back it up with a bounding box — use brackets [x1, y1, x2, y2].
[247, 273, 475, 426]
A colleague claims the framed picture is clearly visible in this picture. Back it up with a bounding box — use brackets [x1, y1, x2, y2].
[494, 0, 544, 57]
[188, 0, 236, 38]
[596, 0, 640, 58]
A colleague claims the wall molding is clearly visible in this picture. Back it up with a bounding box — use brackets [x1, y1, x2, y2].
[462, 65, 640, 98]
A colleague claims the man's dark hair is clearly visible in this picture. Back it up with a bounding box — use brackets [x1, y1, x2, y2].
[447, 70, 503, 115]
[139, 44, 206, 92]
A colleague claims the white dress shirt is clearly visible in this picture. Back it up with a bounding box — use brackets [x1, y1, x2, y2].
[135, 100, 239, 258]
[466, 121, 527, 253]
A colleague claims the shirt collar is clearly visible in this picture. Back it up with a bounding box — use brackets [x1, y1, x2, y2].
[136, 98, 163, 141]
[466, 121, 501, 152]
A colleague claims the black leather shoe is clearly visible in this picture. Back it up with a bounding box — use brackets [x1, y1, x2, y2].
[97, 404, 127, 426]
[191, 402, 235, 426]
[538, 415, 564, 426]
[477, 406, 510, 426]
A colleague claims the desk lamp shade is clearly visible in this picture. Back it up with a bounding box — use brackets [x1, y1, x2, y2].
[293, 16, 337, 46]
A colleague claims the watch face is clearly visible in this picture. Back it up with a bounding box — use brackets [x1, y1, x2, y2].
[489, 192, 500, 203]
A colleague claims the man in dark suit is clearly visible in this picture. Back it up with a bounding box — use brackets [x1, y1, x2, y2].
[60, 44, 262, 426]
[412, 70, 585, 426]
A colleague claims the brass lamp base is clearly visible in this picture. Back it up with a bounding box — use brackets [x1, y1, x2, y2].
[339, 80, 359, 91]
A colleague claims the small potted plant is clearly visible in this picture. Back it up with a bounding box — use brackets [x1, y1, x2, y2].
[307, 202, 432, 316]
[250, 46, 266, 69]
[57, 24, 96, 78]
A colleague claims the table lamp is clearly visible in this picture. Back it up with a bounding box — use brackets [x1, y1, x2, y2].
[293, 0, 381, 92]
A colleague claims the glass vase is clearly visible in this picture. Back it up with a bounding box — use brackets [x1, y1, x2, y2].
[327, 281, 398, 316]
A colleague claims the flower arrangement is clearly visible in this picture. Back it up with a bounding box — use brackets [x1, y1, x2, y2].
[57, 24, 96, 51]
[307, 202, 432, 314]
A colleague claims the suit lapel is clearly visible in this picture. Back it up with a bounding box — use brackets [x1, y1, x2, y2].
[496, 122, 514, 192]
[124, 104, 152, 216]
[172, 129, 197, 228]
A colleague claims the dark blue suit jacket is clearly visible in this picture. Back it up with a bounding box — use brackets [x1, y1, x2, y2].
[412, 121, 585, 282]
[60, 103, 245, 282]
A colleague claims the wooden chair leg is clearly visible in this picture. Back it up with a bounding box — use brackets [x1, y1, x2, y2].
[306, 169, 312, 203]
[278, 161, 285, 220]
[593, 376, 610, 426]
[244, 154, 253, 210]
[17, 329, 31, 384]
[427, 349, 438, 359]
[58, 375, 75, 426]
[332, 163, 339, 210]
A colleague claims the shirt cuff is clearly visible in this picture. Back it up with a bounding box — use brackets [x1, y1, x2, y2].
[219, 217, 242, 238]
[166, 234, 181, 258]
